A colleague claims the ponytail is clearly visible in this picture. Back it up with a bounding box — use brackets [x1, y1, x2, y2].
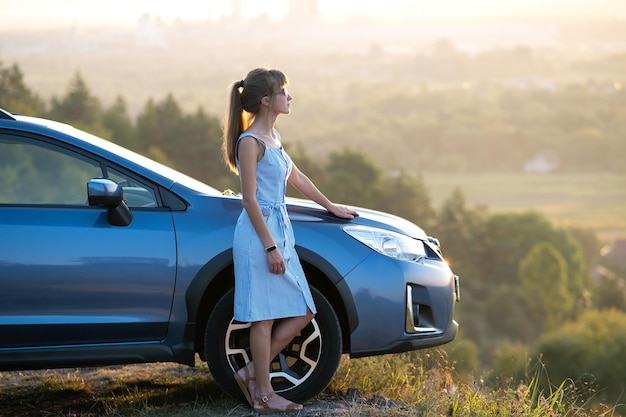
[222, 81, 245, 173]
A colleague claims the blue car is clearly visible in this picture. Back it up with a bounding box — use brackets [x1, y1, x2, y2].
[0, 108, 459, 402]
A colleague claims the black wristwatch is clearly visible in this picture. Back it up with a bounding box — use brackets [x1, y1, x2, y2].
[265, 245, 277, 253]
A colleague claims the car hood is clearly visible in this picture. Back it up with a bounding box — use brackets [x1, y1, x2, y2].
[284, 197, 429, 240]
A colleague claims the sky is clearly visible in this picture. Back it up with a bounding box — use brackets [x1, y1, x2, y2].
[1, 0, 625, 30]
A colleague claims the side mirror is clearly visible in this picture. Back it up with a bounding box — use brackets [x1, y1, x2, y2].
[87, 178, 133, 226]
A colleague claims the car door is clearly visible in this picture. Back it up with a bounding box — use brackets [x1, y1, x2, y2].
[0, 132, 177, 348]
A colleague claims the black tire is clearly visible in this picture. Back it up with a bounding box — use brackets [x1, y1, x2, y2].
[204, 286, 342, 403]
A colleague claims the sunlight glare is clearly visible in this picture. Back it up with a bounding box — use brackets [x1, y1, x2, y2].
[1, 0, 625, 30]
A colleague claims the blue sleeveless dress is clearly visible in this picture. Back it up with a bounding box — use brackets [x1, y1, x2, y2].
[233, 131, 317, 322]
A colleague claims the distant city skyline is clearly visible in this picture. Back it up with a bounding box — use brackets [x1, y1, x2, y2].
[1, 0, 626, 30]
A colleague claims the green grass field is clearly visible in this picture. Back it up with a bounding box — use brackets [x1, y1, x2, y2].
[422, 173, 626, 244]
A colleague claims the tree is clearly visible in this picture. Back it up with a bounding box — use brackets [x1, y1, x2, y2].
[172, 107, 228, 189]
[135, 96, 228, 188]
[321, 148, 381, 207]
[535, 309, 626, 407]
[483, 284, 537, 344]
[48, 72, 105, 136]
[0, 62, 45, 115]
[377, 171, 436, 230]
[593, 272, 626, 311]
[436, 208, 591, 363]
[102, 96, 137, 150]
[567, 227, 601, 275]
[489, 340, 530, 383]
[480, 212, 588, 304]
[433, 188, 487, 294]
[519, 242, 574, 331]
[135, 94, 182, 155]
[287, 142, 325, 198]
[594, 245, 626, 311]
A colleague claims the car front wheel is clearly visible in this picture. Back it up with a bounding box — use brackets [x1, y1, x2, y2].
[204, 286, 342, 403]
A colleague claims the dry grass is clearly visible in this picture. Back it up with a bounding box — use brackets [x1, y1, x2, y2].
[1, 351, 621, 417]
[330, 350, 622, 417]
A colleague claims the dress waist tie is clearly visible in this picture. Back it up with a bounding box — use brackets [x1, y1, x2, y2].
[259, 200, 288, 249]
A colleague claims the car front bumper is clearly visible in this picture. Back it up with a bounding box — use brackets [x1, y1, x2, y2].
[341, 253, 459, 357]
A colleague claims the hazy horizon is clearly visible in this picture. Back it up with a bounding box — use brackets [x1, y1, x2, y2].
[1, 0, 626, 30]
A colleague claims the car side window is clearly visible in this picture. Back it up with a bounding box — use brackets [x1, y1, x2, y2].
[106, 167, 158, 208]
[0, 135, 102, 205]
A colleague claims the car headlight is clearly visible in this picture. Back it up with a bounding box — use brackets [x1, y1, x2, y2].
[343, 225, 426, 263]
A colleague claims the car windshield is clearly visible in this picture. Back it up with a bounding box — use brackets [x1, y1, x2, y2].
[17, 116, 223, 197]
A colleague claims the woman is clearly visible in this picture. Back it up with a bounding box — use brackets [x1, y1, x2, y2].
[222, 68, 358, 413]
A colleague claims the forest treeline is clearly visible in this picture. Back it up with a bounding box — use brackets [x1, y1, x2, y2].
[3, 33, 626, 176]
[288, 73, 626, 175]
[2, 62, 626, 407]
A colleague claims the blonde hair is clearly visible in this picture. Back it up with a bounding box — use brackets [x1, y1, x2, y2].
[222, 68, 288, 173]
